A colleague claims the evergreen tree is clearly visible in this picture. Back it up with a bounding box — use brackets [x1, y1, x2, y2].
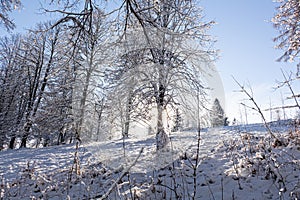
[211, 98, 225, 127]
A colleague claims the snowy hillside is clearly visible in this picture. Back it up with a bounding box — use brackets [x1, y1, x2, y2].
[1, 122, 300, 199]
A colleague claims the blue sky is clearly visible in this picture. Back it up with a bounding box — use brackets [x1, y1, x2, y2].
[201, 0, 297, 123]
[1, 0, 298, 123]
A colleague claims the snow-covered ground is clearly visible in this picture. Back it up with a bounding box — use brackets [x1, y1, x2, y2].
[1, 122, 300, 199]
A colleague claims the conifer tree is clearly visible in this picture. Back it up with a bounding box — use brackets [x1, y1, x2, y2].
[211, 98, 225, 127]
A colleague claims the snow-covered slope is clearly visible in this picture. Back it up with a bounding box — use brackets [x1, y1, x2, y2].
[0, 123, 299, 199]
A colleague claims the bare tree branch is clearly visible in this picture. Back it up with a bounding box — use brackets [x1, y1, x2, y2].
[232, 76, 279, 141]
[94, 147, 144, 200]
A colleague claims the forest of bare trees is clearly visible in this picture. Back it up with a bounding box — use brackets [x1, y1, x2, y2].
[1, 0, 299, 150]
[0, 0, 216, 150]
[1, 1, 300, 199]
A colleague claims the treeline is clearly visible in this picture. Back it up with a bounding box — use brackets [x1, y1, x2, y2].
[0, 1, 216, 150]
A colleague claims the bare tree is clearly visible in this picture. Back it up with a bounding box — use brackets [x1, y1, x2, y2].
[0, 0, 215, 150]
[0, 24, 72, 148]
[0, 34, 25, 149]
[70, 7, 112, 142]
[114, 0, 216, 150]
[16, 23, 68, 147]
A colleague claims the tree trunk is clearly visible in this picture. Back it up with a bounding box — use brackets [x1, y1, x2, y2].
[20, 135, 28, 148]
[0, 135, 4, 151]
[123, 91, 133, 138]
[57, 127, 66, 145]
[123, 121, 130, 138]
[95, 104, 103, 142]
[156, 102, 169, 150]
[20, 120, 32, 148]
[9, 136, 16, 149]
[75, 43, 95, 142]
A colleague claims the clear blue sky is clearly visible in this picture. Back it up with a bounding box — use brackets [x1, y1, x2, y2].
[1, 0, 298, 123]
[201, 0, 297, 123]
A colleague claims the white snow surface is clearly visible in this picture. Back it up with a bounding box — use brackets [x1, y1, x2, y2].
[1, 122, 300, 199]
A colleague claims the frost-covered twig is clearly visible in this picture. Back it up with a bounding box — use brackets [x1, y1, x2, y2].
[96, 147, 144, 200]
[202, 174, 216, 200]
[228, 140, 243, 190]
[192, 88, 203, 200]
[280, 69, 300, 110]
[232, 77, 280, 142]
[68, 142, 81, 183]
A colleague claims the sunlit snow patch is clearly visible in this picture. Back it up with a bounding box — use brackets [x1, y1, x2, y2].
[84, 130, 203, 173]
